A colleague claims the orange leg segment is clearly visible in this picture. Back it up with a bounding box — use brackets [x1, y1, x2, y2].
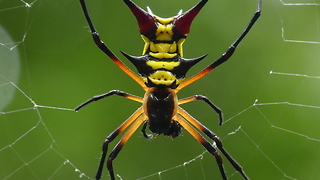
[96, 107, 144, 180]
[75, 90, 143, 112]
[79, 0, 147, 91]
[177, 107, 248, 179]
[175, 0, 261, 92]
[178, 95, 223, 125]
[106, 113, 147, 180]
[174, 114, 227, 180]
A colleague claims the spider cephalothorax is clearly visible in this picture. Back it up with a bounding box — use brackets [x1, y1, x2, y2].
[76, 0, 261, 179]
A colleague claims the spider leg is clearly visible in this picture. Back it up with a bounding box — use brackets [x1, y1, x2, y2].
[175, 0, 261, 92]
[142, 121, 153, 139]
[75, 90, 142, 111]
[96, 107, 144, 180]
[178, 95, 223, 125]
[106, 114, 147, 180]
[79, 0, 147, 90]
[174, 114, 227, 180]
[177, 107, 248, 179]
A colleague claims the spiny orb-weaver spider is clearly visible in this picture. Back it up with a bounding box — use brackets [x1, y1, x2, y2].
[76, 0, 261, 179]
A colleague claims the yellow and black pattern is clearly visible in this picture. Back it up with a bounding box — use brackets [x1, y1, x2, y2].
[123, 0, 209, 89]
[140, 17, 185, 58]
[77, 0, 261, 179]
[122, 51, 207, 88]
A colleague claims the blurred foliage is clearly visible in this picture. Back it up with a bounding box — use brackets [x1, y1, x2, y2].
[1, 0, 320, 179]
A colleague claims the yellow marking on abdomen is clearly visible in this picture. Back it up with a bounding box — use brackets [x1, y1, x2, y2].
[147, 61, 180, 70]
[149, 52, 177, 59]
[140, 72, 185, 87]
[148, 71, 176, 86]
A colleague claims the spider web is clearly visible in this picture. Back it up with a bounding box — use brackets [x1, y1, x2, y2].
[1, 0, 320, 180]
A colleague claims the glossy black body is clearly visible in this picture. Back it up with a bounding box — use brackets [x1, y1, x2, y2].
[145, 88, 181, 137]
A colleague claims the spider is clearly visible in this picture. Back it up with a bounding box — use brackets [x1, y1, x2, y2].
[76, 0, 261, 179]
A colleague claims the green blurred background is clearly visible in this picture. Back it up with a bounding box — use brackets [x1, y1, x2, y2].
[1, 0, 320, 179]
